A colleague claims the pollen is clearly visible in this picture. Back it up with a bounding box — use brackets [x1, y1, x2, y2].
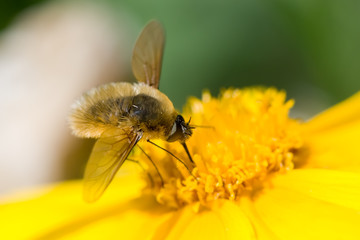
[134, 88, 303, 209]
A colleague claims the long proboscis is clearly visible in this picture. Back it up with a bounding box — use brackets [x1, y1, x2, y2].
[181, 142, 194, 164]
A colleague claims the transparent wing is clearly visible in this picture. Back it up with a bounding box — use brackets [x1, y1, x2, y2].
[131, 20, 165, 89]
[83, 128, 142, 202]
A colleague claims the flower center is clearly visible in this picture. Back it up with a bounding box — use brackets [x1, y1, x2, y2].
[134, 88, 302, 210]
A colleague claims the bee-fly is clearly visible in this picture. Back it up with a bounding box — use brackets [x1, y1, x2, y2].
[69, 20, 194, 202]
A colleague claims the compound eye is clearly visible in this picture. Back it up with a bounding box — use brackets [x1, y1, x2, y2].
[177, 115, 185, 122]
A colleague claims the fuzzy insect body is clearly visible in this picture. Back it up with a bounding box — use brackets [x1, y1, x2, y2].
[69, 21, 193, 202]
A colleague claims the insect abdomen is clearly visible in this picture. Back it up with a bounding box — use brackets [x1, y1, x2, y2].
[70, 94, 166, 138]
[88, 96, 131, 125]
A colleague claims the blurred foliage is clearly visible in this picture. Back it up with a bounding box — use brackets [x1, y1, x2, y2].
[2, 0, 360, 114]
[0, 0, 47, 29]
[108, 0, 360, 116]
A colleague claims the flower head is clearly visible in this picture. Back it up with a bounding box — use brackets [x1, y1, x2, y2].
[136, 88, 302, 210]
[1, 87, 360, 239]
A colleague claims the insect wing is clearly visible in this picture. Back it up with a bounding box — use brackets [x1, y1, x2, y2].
[132, 20, 165, 89]
[83, 128, 142, 202]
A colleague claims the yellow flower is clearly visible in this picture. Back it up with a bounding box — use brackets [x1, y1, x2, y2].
[1, 87, 360, 239]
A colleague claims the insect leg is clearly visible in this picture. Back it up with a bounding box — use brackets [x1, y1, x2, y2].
[137, 145, 164, 186]
[147, 140, 198, 182]
[126, 158, 155, 187]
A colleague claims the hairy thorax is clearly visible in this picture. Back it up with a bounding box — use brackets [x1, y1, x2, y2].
[90, 94, 176, 138]
[69, 82, 178, 140]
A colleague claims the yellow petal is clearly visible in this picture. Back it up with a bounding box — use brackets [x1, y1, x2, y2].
[249, 169, 360, 239]
[299, 119, 360, 171]
[53, 196, 173, 240]
[273, 169, 360, 211]
[70, 200, 257, 240]
[156, 201, 256, 240]
[239, 198, 281, 240]
[303, 91, 360, 134]
[0, 173, 147, 239]
[0, 175, 257, 240]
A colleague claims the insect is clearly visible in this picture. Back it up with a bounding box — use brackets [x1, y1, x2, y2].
[69, 20, 194, 202]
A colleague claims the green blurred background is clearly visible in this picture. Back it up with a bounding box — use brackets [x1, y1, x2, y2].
[0, 0, 359, 190]
[2, 0, 359, 113]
